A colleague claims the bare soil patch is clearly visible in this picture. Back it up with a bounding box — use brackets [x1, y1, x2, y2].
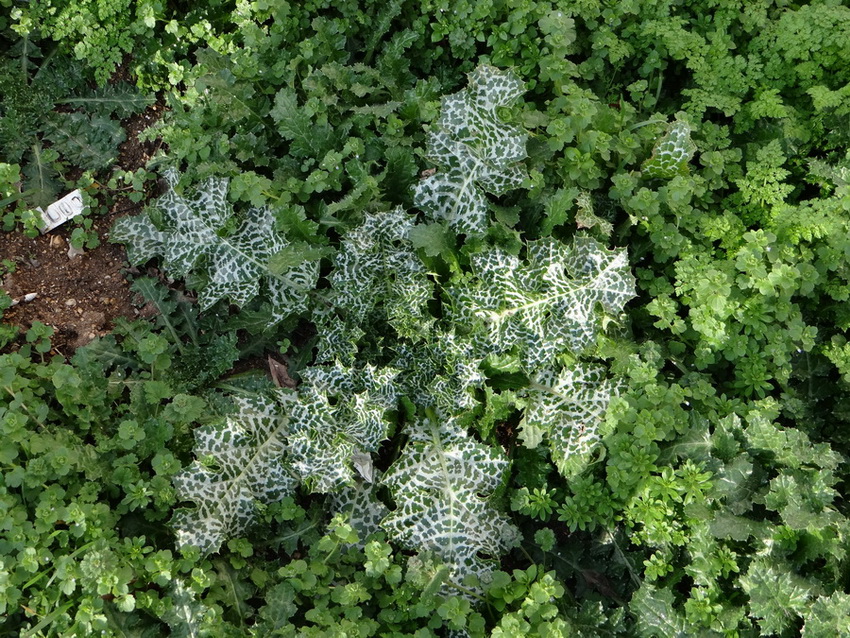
[1, 102, 166, 356]
[1, 218, 137, 355]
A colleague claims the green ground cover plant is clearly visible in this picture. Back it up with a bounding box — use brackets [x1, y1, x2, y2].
[4, 0, 850, 636]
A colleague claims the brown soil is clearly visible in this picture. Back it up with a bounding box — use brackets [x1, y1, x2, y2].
[119, 103, 166, 170]
[0, 102, 166, 357]
[1, 218, 137, 356]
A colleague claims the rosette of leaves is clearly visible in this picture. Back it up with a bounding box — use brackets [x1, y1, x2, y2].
[288, 363, 399, 492]
[171, 391, 298, 554]
[414, 65, 528, 235]
[41, 111, 126, 171]
[450, 235, 636, 371]
[641, 118, 696, 179]
[382, 414, 519, 594]
[315, 208, 434, 363]
[521, 363, 621, 478]
[393, 331, 484, 414]
[112, 169, 319, 325]
[1, 41, 150, 208]
[38, 83, 152, 173]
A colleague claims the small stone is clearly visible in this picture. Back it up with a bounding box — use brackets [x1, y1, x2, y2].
[65, 299, 77, 307]
[67, 244, 85, 259]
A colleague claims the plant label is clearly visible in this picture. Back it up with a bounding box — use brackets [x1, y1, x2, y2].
[38, 189, 85, 233]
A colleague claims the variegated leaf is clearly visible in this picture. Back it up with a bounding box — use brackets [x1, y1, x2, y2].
[162, 580, 215, 638]
[522, 363, 621, 478]
[381, 415, 519, 594]
[111, 169, 318, 325]
[288, 364, 399, 493]
[414, 66, 527, 235]
[451, 235, 636, 370]
[316, 208, 434, 362]
[641, 119, 696, 179]
[394, 331, 484, 415]
[114, 215, 167, 265]
[328, 473, 390, 548]
[171, 391, 298, 554]
[574, 190, 613, 235]
[312, 313, 364, 366]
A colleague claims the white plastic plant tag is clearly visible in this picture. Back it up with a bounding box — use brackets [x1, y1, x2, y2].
[38, 190, 85, 233]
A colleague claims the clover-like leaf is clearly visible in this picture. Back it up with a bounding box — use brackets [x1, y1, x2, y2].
[641, 119, 696, 179]
[522, 363, 620, 478]
[288, 364, 399, 493]
[451, 235, 636, 370]
[112, 169, 318, 325]
[414, 66, 527, 235]
[171, 391, 297, 554]
[381, 415, 519, 594]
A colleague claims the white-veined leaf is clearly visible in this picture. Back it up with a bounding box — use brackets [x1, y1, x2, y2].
[414, 66, 527, 235]
[288, 364, 399, 492]
[171, 391, 298, 554]
[381, 415, 519, 594]
[162, 580, 213, 638]
[112, 169, 318, 325]
[394, 331, 484, 415]
[59, 82, 154, 117]
[522, 363, 620, 478]
[316, 208, 434, 363]
[451, 235, 636, 370]
[641, 119, 696, 179]
[42, 111, 126, 171]
[631, 584, 689, 638]
[741, 557, 812, 635]
[328, 473, 390, 548]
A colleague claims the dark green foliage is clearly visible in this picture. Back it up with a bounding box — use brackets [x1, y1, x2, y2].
[58, 82, 154, 118]
[19, 144, 62, 209]
[42, 111, 126, 171]
[125, 277, 240, 391]
[0, 32, 153, 228]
